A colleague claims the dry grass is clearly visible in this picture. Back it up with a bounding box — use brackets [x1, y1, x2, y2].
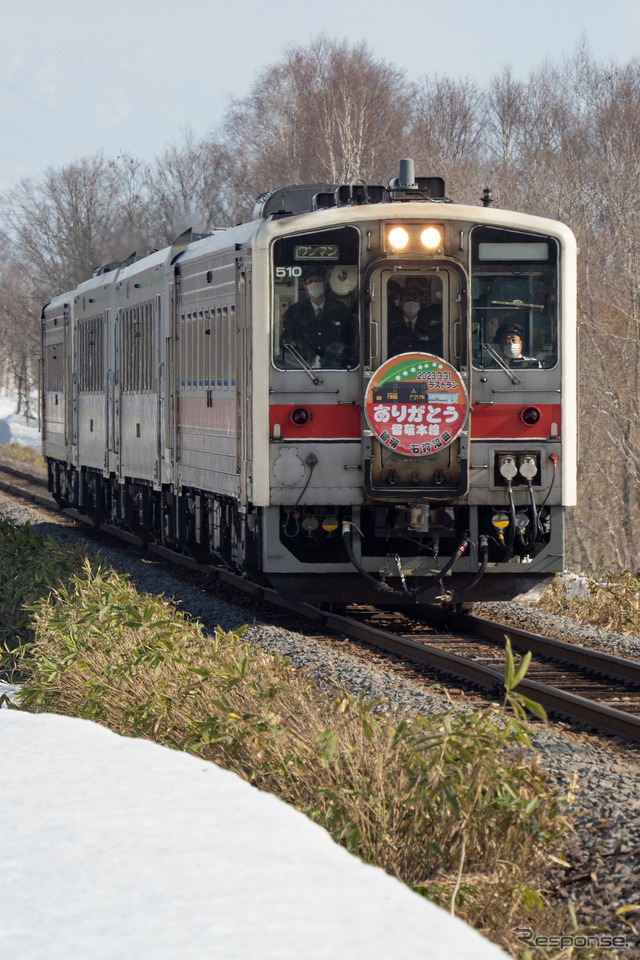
[539, 566, 640, 637]
[0, 440, 46, 473]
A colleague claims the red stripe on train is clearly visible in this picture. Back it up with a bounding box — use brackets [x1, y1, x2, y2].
[270, 404, 362, 439]
[470, 403, 561, 439]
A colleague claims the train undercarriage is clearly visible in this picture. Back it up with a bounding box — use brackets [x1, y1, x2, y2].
[48, 458, 561, 606]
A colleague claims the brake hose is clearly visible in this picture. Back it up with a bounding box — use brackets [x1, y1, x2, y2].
[341, 522, 470, 600]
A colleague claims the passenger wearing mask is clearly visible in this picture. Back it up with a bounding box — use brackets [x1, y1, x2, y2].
[388, 285, 443, 357]
[387, 280, 403, 325]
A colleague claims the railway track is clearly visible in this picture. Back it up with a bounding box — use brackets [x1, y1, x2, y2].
[3, 461, 640, 742]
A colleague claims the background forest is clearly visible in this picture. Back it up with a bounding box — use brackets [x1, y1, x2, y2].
[1, 37, 638, 572]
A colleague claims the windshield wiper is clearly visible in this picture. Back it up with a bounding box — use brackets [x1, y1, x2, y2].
[490, 299, 544, 310]
[479, 340, 521, 385]
[282, 341, 324, 385]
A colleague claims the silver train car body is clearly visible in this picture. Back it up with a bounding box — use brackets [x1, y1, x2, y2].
[41, 165, 577, 606]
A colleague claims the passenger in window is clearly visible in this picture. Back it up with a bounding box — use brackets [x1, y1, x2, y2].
[387, 280, 403, 325]
[282, 266, 354, 368]
[388, 285, 443, 357]
[495, 322, 541, 368]
[486, 316, 501, 344]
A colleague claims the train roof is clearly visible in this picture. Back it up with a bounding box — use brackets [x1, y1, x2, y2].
[175, 219, 261, 266]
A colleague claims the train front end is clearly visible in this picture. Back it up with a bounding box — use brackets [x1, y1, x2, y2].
[253, 167, 577, 606]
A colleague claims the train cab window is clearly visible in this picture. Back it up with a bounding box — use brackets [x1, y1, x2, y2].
[272, 226, 360, 370]
[471, 227, 558, 370]
[387, 274, 444, 358]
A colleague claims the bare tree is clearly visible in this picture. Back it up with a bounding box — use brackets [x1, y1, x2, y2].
[486, 66, 525, 170]
[492, 47, 640, 568]
[0, 259, 41, 416]
[217, 35, 411, 201]
[143, 128, 234, 244]
[0, 155, 126, 295]
[407, 74, 487, 201]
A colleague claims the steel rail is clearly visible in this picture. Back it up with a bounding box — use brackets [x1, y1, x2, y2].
[316, 609, 640, 741]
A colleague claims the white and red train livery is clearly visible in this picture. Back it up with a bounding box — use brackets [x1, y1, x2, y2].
[41, 161, 577, 606]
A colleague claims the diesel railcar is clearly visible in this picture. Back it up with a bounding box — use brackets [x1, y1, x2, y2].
[41, 160, 577, 606]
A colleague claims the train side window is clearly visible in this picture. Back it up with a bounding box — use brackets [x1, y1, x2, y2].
[216, 307, 222, 388]
[120, 301, 154, 393]
[148, 303, 154, 389]
[122, 309, 131, 391]
[197, 311, 204, 388]
[187, 313, 194, 388]
[179, 313, 185, 387]
[203, 310, 211, 387]
[229, 305, 236, 387]
[221, 306, 229, 389]
[78, 315, 105, 393]
[45, 342, 64, 392]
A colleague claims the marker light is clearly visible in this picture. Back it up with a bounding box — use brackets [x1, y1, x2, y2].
[421, 226, 442, 249]
[290, 407, 311, 426]
[491, 512, 510, 543]
[321, 517, 339, 534]
[520, 406, 541, 426]
[388, 227, 409, 250]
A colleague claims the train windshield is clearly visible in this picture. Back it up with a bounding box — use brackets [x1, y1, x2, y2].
[272, 226, 360, 370]
[386, 273, 445, 359]
[471, 227, 558, 370]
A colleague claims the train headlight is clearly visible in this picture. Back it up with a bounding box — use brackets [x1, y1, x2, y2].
[290, 407, 311, 426]
[388, 227, 409, 250]
[420, 226, 442, 249]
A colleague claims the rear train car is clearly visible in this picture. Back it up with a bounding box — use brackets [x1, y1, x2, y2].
[41, 162, 577, 606]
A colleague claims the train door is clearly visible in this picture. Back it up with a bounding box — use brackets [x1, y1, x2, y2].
[235, 259, 253, 503]
[103, 308, 111, 473]
[64, 302, 77, 463]
[167, 275, 179, 488]
[364, 264, 470, 500]
[155, 294, 165, 486]
[108, 312, 121, 476]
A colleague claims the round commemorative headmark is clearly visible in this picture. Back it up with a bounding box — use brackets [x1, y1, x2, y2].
[364, 352, 469, 457]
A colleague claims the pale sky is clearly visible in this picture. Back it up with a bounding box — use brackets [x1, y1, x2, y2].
[1, 0, 638, 190]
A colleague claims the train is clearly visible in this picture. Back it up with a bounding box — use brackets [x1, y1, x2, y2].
[41, 160, 577, 608]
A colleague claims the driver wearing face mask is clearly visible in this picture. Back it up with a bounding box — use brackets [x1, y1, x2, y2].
[495, 322, 541, 368]
[282, 266, 353, 367]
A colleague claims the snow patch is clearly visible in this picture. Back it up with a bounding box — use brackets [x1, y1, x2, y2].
[0, 389, 41, 450]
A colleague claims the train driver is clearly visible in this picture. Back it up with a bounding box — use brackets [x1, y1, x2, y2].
[282, 266, 355, 368]
[387, 284, 443, 357]
[494, 322, 542, 368]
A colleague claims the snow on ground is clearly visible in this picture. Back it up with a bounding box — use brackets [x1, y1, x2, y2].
[0, 389, 42, 450]
[0, 709, 508, 960]
[0, 389, 41, 449]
